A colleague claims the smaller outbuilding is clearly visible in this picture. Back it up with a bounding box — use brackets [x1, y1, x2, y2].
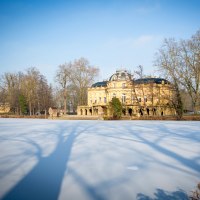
[48, 107, 59, 118]
[0, 103, 10, 114]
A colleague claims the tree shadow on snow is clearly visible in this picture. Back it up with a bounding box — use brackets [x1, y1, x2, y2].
[68, 168, 107, 200]
[137, 188, 189, 200]
[127, 127, 200, 173]
[1, 123, 93, 200]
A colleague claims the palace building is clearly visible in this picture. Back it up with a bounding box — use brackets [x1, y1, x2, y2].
[77, 70, 175, 117]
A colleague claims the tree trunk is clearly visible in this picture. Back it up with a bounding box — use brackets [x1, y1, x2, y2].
[29, 102, 32, 116]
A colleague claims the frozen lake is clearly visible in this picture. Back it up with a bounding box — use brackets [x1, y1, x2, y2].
[0, 118, 200, 200]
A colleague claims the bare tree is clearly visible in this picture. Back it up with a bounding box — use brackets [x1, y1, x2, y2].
[155, 30, 200, 116]
[154, 38, 183, 119]
[55, 58, 99, 113]
[134, 65, 144, 79]
[21, 68, 40, 115]
[37, 75, 54, 116]
[55, 63, 72, 114]
[70, 58, 99, 106]
[178, 30, 200, 113]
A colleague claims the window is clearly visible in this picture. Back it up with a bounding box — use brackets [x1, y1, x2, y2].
[122, 94, 126, 103]
[113, 93, 116, 98]
[99, 97, 101, 102]
[138, 97, 141, 102]
[104, 97, 107, 103]
[122, 83, 125, 88]
[144, 96, 147, 102]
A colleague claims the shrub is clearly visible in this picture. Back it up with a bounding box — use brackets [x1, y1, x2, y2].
[190, 182, 200, 200]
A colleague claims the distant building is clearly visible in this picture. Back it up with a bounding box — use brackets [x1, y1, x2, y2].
[0, 103, 10, 114]
[77, 70, 175, 117]
[48, 107, 65, 118]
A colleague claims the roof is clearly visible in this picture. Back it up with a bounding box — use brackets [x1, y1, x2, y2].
[109, 70, 132, 81]
[134, 78, 170, 84]
[91, 77, 170, 88]
[91, 81, 108, 87]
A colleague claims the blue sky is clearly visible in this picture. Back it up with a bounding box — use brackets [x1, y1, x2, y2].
[0, 0, 200, 83]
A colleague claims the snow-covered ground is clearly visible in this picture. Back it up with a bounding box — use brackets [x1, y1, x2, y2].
[0, 118, 199, 200]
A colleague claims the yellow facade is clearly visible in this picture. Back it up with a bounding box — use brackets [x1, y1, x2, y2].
[77, 70, 175, 117]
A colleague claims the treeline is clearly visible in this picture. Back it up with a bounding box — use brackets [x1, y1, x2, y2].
[0, 68, 54, 115]
[0, 58, 99, 115]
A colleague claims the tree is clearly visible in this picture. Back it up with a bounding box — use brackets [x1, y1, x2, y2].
[66, 84, 78, 113]
[133, 65, 147, 109]
[55, 58, 99, 113]
[70, 58, 99, 106]
[155, 30, 200, 116]
[178, 30, 200, 113]
[190, 182, 200, 200]
[134, 65, 144, 79]
[22, 68, 40, 115]
[155, 38, 184, 119]
[18, 94, 27, 115]
[109, 97, 122, 119]
[37, 75, 54, 115]
[55, 63, 71, 114]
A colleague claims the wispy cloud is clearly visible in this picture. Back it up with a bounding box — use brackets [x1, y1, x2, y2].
[135, 1, 161, 15]
[134, 35, 154, 46]
[104, 35, 155, 49]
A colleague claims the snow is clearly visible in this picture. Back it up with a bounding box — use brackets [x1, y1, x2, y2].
[0, 118, 199, 200]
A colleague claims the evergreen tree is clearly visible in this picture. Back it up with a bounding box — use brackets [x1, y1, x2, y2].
[19, 94, 27, 115]
[109, 97, 122, 119]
